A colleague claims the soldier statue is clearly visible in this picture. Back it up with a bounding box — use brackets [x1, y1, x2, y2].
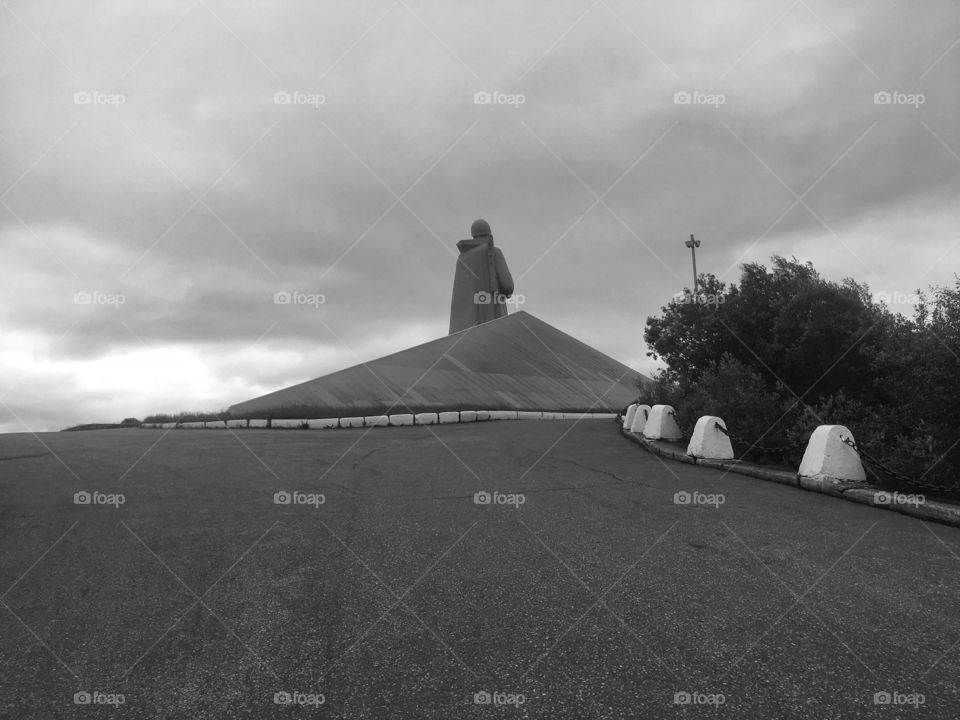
[448, 219, 515, 334]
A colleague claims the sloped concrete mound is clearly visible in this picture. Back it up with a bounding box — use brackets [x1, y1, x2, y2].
[228, 311, 648, 417]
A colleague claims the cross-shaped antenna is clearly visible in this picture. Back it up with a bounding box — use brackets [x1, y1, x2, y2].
[684, 233, 701, 292]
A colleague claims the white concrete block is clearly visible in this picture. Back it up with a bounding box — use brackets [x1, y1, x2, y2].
[628, 405, 651, 434]
[591, 413, 617, 420]
[687, 416, 734, 459]
[541, 411, 563, 420]
[364, 415, 389, 427]
[517, 411, 542, 420]
[248, 419, 268, 428]
[415, 412, 438, 425]
[474, 411, 491, 421]
[459, 411, 478, 423]
[160, 423, 177, 429]
[388, 414, 414, 426]
[624, 403, 639, 429]
[488, 410, 516, 421]
[799, 425, 866, 482]
[340, 416, 364, 428]
[308, 418, 339, 429]
[272, 418, 307, 428]
[438, 411, 460, 424]
[643, 404, 683, 441]
[226, 419, 247, 429]
[181, 421, 204, 429]
[205, 420, 227, 429]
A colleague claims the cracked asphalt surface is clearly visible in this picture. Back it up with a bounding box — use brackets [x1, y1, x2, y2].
[1, 420, 959, 718]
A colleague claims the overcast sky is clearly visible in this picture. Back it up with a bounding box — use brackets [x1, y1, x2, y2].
[2, 0, 958, 432]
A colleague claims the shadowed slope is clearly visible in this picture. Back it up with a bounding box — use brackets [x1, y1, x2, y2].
[228, 311, 648, 417]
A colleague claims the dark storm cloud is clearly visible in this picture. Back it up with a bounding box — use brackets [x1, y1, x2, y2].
[2, 0, 958, 430]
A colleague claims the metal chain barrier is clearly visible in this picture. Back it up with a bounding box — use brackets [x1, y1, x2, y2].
[712, 421, 794, 456]
[838, 435, 957, 494]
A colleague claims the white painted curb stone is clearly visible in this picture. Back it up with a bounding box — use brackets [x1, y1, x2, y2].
[643, 405, 683, 441]
[272, 418, 305, 429]
[628, 405, 651, 434]
[687, 416, 734, 459]
[309, 418, 339, 429]
[799, 425, 866, 482]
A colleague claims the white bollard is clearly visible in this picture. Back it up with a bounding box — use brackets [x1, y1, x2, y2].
[643, 405, 683, 441]
[798, 425, 866, 482]
[308, 418, 339, 429]
[628, 405, 651, 434]
[438, 411, 460, 424]
[415, 412, 439, 425]
[340, 416, 364, 428]
[687, 416, 734, 459]
[388, 414, 414, 426]
[623, 403, 639, 429]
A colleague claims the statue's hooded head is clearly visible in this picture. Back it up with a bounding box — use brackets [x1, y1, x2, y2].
[470, 218, 492, 238]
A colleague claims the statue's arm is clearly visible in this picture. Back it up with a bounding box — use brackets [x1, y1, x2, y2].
[493, 248, 514, 296]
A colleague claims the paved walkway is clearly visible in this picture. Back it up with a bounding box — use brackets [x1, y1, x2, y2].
[1, 422, 958, 718]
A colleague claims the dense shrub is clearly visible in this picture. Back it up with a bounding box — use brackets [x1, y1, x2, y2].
[641, 257, 960, 499]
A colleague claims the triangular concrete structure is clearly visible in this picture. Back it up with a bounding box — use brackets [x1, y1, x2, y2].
[228, 311, 647, 417]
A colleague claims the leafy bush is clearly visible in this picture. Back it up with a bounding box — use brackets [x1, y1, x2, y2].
[642, 257, 960, 498]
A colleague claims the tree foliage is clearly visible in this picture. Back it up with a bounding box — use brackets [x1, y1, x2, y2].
[641, 257, 960, 498]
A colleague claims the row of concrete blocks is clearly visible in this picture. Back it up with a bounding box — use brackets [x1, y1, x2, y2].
[622, 403, 866, 482]
[143, 410, 618, 430]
